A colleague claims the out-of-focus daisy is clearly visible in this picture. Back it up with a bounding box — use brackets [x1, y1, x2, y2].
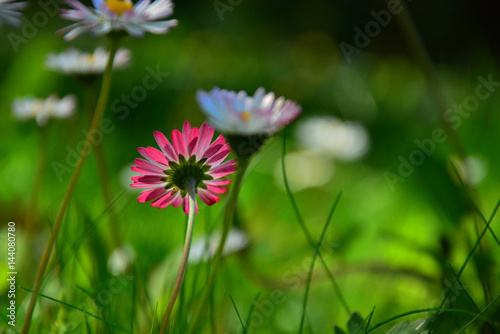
[196, 87, 302, 159]
[0, 0, 27, 27]
[188, 228, 249, 263]
[12, 95, 77, 127]
[296, 116, 369, 161]
[275, 149, 334, 192]
[59, 0, 178, 41]
[450, 155, 487, 186]
[130, 121, 236, 214]
[108, 244, 136, 275]
[46, 47, 131, 76]
[196, 87, 302, 136]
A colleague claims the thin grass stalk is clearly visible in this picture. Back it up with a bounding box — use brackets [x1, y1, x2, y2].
[22, 36, 120, 334]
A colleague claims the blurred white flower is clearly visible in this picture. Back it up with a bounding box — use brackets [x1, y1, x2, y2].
[59, 0, 178, 41]
[451, 155, 487, 186]
[46, 47, 131, 75]
[119, 164, 141, 192]
[196, 87, 302, 135]
[0, 0, 27, 27]
[188, 228, 249, 263]
[12, 95, 77, 127]
[296, 116, 369, 161]
[147, 228, 249, 299]
[107, 244, 136, 275]
[274, 149, 334, 192]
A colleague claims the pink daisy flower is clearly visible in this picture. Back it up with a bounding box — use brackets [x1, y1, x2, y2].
[130, 121, 237, 214]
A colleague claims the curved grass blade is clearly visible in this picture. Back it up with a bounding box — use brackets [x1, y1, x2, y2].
[282, 128, 351, 316]
[229, 292, 247, 334]
[299, 193, 342, 334]
[367, 307, 496, 333]
[456, 293, 500, 334]
[428, 197, 500, 332]
[449, 160, 500, 246]
[149, 303, 158, 334]
[20, 286, 130, 333]
[245, 291, 261, 331]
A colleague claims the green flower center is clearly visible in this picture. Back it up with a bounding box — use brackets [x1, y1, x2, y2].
[164, 155, 212, 197]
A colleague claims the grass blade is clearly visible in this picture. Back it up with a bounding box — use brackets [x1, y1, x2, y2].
[456, 293, 500, 333]
[367, 307, 496, 333]
[281, 127, 351, 316]
[229, 292, 247, 334]
[428, 197, 500, 332]
[20, 286, 130, 333]
[449, 160, 500, 246]
[84, 314, 92, 334]
[245, 291, 261, 331]
[149, 303, 159, 334]
[299, 193, 342, 334]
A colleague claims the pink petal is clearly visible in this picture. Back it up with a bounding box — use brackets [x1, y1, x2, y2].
[145, 147, 169, 166]
[205, 146, 231, 166]
[137, 147, 166, 169]
[171, 129, 186, 157]
[205, 179, 231, 186]
[208, 159, 237, 179]
[133, 158, 165, 174]
[151, 190, 174, 208]
[182, 196, 199, 214]
[195, 123, 215, 158]
[131, 182, 163, 188]
[182, 121, 192, 144]
[132, 175, 164, 184]
[202, 134, 226, 160]
[198, 189, 220, 206]
[131, 166, 165, 176]
[138, 188, 166, 203]
[206, 184, 227, 194]
[171, 193, 183, 208]
[187, 127, 199, 156]
[154, 131, 177, 162]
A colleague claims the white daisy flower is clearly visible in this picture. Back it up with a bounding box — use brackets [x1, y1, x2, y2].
[188, 228, 249, 263]
[0, 0, 27, 27]
[296, 116, 370, 161]
[46, 47, 131, 76]
[12, 95, 77, 127]
[59, 0, 178, 41]
[107, 244, 136, 275]
[196, 87, 302, 135]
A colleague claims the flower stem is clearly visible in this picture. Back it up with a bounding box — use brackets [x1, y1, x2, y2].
[84, 83, 122, 247]
[186, 158, 249, 334]
[25, 125, 48, 234]
[21, 36, 120, 334]
[159, 179, 197, 334]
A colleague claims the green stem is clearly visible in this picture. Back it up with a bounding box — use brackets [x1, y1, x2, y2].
[159, 179, 197, 334]
[21, 36, 120, 334]
[428, 198, 500, 332]
[84, 83, 122, 247]
[26, 125, 48, 234]
[299, 194, 341, 334]
[282, 128, 351, 316]
[186, 158, 249, 334]
[366, 307, 496, 334]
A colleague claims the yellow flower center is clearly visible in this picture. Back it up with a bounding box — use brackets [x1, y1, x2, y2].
[105, 0, 133, 16]
[241, 111, 252, 122]
[86, 55, 95, 63]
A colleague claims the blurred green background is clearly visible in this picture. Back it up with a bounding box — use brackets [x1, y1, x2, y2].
[1, 0, 500, 333]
